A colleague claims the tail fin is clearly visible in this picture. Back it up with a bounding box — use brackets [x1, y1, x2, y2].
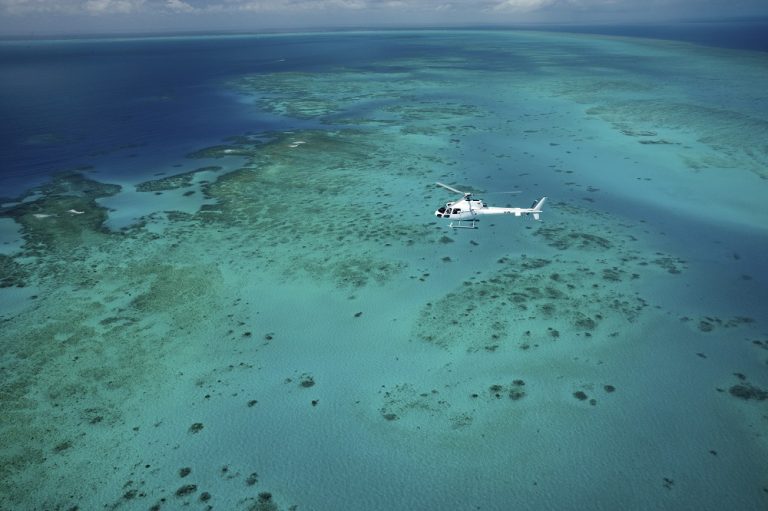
[532, 197, 546, 220]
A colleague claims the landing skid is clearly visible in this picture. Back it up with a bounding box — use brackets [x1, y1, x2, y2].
[449, 219, 478, 229]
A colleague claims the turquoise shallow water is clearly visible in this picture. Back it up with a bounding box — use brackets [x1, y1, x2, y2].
[1, 30, 768, 510]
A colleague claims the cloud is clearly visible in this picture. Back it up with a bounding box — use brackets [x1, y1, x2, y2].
[165, 0, 194, 11]
[230, 0, 369, 12]
[84, 0, 145, 13]
[492, 0, 556, 12]
[0, 0, 375, 15]
[0, 0, 75, 14]
[0, 0, 148, 14]
[491, 0, 623, 13]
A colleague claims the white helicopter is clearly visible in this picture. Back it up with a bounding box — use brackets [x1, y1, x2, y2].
[434, 181, 547, 229]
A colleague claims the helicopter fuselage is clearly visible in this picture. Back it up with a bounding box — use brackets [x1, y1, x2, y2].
[433, 182, 546, 228]
[435, 199, 539, 220]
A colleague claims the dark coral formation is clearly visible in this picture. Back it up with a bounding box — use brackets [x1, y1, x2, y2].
[298, 374, 315, 388]
[175, 484, 197, 497]
[696, 316, 755, 333]
[488, 382, 526, 401]
[652, 255, 687, 274]
[534, 226, 611, 250]
[729, 383, 768, 401]
[242, 490, 281, 511]
[0, 254, 28, 288]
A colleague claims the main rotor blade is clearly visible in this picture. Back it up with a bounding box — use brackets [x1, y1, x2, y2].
[435, 182, 466, 195]
[486, 190, 523, 195]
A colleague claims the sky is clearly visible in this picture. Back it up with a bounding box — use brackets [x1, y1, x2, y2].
[0, 0, 767, 37]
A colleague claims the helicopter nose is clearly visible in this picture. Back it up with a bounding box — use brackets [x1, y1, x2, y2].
[435, 210, 442, 218]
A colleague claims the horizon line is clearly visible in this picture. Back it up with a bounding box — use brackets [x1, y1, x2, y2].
[3, 16, 768, 42]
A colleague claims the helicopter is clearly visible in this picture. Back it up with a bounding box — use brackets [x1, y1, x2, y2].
[434, 181, 547, 229]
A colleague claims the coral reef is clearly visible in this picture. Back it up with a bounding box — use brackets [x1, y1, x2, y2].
[412, 253, 648, 351]
[0, 196, 228, 508]
[550, 55, 768, 180]
[231, 69, 488, 136]
[0, 254, 28, 288]
[190, 129, 448, 288]
[1, 173, 120, 252]
[587, 101, 768, 179]
[135, 166, 222, 192]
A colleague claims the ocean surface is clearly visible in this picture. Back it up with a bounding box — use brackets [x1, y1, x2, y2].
[1, 27, 767, 511]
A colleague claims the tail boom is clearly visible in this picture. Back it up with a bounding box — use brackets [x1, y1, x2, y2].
[531, 197, 546, 220]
